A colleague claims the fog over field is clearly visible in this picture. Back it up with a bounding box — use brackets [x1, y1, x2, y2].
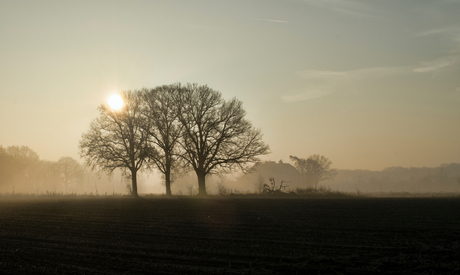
[1, 1, 459, 196]
[1, 145, 459, 196]
[2, 3, 460, 274]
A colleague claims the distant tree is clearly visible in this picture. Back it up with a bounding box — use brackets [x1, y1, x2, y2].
[176, 83, 270, 196]
[186, 183, 198, 196]
[0, 145, 68, 193]
[79, 91, 149, 197]
[3, 145, 40, 189]
[435, 166, 449, 184]
[141, 84, 183, 196]
[57, 157, 83, 193]
[37, 160, 60, 193]
[0, 146, 15, 187]
[217, 181, 229, 196]
[253, 172, 266, 194]
[290, 154, 337, 189]
[5, 145, 39, 174]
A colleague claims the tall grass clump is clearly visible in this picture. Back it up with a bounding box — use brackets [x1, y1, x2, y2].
[295, 186, 352, 197]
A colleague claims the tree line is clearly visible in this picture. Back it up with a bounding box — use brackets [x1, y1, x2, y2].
[0, 145, 85, 194]
[79, 83, 270, 197]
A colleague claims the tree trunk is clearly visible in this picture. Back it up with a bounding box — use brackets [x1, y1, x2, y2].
[165, 169, 172, 196]
[196, 169, 207, 196]
[131, 169, 139, 197]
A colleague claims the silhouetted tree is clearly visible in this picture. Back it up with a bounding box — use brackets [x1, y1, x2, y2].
[141, 84, 183, 196]
[79, 91, 149, 197]
[176, 83, 270, 196]
[290, 154, 337, 189]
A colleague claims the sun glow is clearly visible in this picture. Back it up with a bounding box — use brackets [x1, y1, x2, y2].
[108, 94, 124, 110]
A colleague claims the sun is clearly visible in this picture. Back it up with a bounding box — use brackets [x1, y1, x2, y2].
[107, 94, 124, 110]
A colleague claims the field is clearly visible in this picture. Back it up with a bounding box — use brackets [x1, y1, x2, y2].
[1, 197, 459, 274]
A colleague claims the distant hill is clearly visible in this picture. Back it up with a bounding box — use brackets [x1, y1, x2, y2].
[324, 163, 460, 193]
[236, 161, 460, 193]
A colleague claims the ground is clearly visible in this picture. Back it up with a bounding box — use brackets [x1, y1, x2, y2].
[0, 197, 459, 274]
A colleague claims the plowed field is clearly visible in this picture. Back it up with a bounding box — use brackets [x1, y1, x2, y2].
[1, 197, 459, 274]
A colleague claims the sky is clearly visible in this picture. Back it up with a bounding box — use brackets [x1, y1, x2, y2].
[1, 0, 459, 171]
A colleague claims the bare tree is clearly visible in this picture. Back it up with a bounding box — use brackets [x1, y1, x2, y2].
[2, 145, 40, 189]
[141, 84, 183, 196]
[0, 146, 14, 188]
[5, 145, 39, 168]
[57, 157, 83, 193]
[37, 160, 60, 193]
[253, 172, 265, 194]
[79, 91, 149, 197]
[176, 83, 270, 196]
[290, 154, 337, 189]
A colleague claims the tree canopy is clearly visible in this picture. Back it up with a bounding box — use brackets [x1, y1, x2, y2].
[140, 84, 183, 196]
[79, 91, 149, 197]
[79, 83, 269, 196]
[176, 83, 270, 195]
[290, 154, 337, 189]
[57, 157, 84, 193]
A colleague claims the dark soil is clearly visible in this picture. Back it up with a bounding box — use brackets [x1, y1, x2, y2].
[1, 197, 459, 274]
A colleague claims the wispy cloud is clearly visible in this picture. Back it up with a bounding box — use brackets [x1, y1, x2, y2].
[333, 7, 383, 19]
[413, 61, 451, 73]
[284, 55, 460, 103]
[300, 0, 387, 19]
[256, 18, 288, 23]
[189, 25, 215, 32]
[416, 24, 460, 36]
[415, 24, 460, 48]
[416, 28, 450, 37]
[413, 56, 459, 73]
[284, 66, 408, 102]
[282, 89, 332, 102]
[297, 70, 347, 79]
[298, 66, 409, 80]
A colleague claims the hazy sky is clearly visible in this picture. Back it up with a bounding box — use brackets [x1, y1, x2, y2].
[1, 0, 459, 170]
